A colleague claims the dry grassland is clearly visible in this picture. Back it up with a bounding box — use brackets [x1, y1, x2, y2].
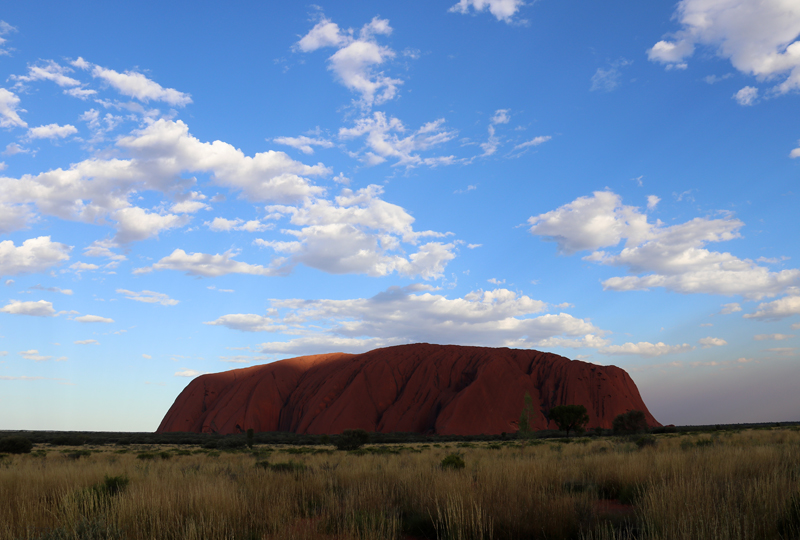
[0, 428, 798, 540]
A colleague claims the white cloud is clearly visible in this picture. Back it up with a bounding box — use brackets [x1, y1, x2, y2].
[0, 237, 71, 275]
[69, 262, 99, 273]
[205, 217, 270, 232]
[733, 86, 759, 106]
[0, 299, 56, 317]
[259, 185, 456, 279]
[296, 17, 402, 108]
[29, 285, 73, 295]
[169, 192, 209, 214]
[142, 354, 152, 359]
[83, 239, 127, 262]
[205, 313, 285, 332]
[720, 302, 742, 314]
[0, 88, 27, 128]
[112, 206, 189, 243]
[648, 0, 800, 94]
[0, 119, 329, 241]
[27, 123, 78, 140]
[19, 349, 65, 362]
[74, 339, 99, 345]
[591, 68, 621, 92]
[75, 314, 114, 323]
[175, 369, 206, 378]
[790, 141, 800, 158]
[699, 336, 727, 348]
[219, 355, 271, 363]
[91, 64, 192, 106]
[511, 135, 551, 153]
[528, 191, 651, 255]
[754, 333, 794, 340]
[3, 142, 28, 155]
[12, 60, 81, 87]
[140, 249, 282, 278]
[273, 136, 334, 155]
[792, 322, 800, 330]
[744, 292, 800, 320]
[647, 195, 661, 210]
[208, 285, 608, 355]
[599, 341, 695, 357]
[0, 21, 15, 56]
[491, 109, 510, 125]
[530, 191, 800, 299]
[339, 112, 458, 167]
[449, 0, 526, 23]
[117, 289, 179, 306]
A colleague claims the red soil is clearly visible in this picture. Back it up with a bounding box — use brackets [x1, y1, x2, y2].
[157, 343, 660, 435]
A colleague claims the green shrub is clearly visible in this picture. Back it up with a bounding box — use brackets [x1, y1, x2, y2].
[255, 460, 306, 473]
[206, 451, 221, 458]
[440, 453, 466, 470]
[612, 410, 648, 435]
[334, 429, 370, 451]
[66, 450, 91, 460]
[635, 435, 657, 449]
[158, 451, 172, 459]
[136, 452, 156, 460]
[0, 435, 33, 454]
[101, 474, 130, 496]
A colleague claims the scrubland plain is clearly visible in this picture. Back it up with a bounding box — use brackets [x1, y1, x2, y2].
[0, 428, 798, 540]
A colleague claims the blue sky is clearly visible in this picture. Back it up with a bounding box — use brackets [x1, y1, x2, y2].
[1, 0, 799, 431]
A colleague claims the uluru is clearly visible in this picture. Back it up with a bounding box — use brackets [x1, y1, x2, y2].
[157, 343, 660, 435]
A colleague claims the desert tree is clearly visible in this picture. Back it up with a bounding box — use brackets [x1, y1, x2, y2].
[518, 392, 537, 440]
[612, 410, 648, 435]
[548, 405, 590, 437]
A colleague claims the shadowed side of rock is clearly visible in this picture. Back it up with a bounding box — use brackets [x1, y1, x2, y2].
[157, 344, 659, 435]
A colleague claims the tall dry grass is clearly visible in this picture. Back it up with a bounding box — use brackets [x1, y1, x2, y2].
[0, 428, 797, 540]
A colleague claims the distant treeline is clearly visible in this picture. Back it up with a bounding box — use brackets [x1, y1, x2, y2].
[1, 420, 798, 447]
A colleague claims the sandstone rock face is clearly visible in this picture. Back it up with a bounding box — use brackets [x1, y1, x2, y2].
[157, 344, 660, 435]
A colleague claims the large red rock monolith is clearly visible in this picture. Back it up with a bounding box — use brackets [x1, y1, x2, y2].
[157, 344, 659, 435]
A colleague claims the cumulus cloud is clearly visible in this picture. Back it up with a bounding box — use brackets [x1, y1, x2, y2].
[29, 285, 73, 295]
[0, 88, 27, 128]
[12, 60, 81, 88]
[139, 249, 282, 278]
[258, 185, 456, 279]
[205, 217, 271, 232]
[117, 289, 179, 306]
[0, 237, 70, 276]
[338, 112, 458, 167]
[449, 0, 526, 23]
[91, 64, 191, 106]
[720, 302, 742, 314]
[0, 21, 15, 56]
[27, 123, 78, 140]
[0, 299, 56, 317]
[296, 16, 402, 108]
[273, 136, 334, 155]
[647, 195, 660, 210]
[74, 314, 114, 323]
[599, 341, 695, 357]
[733, 86, 759, 106]
[744, 292, 800, 320]
[791, 141, 800, 159]
[0, 119, 329, 243]
[529, 191, 800, 299]
[699, 336, 727, 348]
[647, 0, 800, 94]
[206, 285, 608, 355]
[74, 339, 99, 345]
[754, 333, 794, 340]
[175, 369, 206, 378]
[19, 349, 65, 362]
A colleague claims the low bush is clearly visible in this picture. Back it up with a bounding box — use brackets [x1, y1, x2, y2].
[440, 453, 465, 470]
[0, 435, 33, 454]
[255, 460, 306, 473]
[612, 410, 648, 435]
[66, 450, 91, 460]
[635, 435, 657, 449]
[334, 429, 370, 451]
[136, 452, 156, 461]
